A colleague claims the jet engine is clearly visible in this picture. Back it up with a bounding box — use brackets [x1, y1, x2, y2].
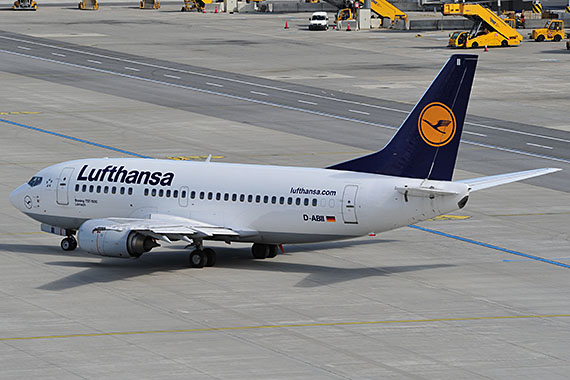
[77, 219, 159, 258]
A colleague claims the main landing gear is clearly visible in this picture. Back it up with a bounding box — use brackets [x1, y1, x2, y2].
[61, 236, 78, 251]
[188, 242, 280, 268]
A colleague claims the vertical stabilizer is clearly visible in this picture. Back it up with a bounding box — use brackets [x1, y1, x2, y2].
[328, 54, 478, 181]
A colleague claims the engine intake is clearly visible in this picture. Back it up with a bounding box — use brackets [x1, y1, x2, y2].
[77, 219, 159, 258]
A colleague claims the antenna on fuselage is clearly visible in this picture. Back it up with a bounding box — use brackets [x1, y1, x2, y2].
[205, 154, 212, 163]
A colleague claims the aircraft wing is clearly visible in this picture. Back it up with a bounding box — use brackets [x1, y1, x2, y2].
[457, 168, 561, 192]
[91, 214, 240, 243]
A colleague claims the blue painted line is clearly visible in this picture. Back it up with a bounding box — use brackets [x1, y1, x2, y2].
[1, 118, 151, 158]
[409, 225, 570, 269]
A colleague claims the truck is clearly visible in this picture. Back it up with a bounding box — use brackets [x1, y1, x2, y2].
[531, 20, 565, 42]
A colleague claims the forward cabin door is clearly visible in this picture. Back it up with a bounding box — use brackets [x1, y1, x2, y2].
[342, 185, 358, 224]
[56, 167, 74, 205]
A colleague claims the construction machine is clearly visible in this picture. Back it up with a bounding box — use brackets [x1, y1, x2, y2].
[531, 20, 565, 42]
[444, 3, 522, 48]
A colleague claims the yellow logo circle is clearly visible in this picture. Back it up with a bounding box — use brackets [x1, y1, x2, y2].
[418, 102, 457, 147]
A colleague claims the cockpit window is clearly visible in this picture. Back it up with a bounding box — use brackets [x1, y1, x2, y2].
[27, 176, 43, 187]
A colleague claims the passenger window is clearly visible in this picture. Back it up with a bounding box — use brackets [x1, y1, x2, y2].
[320, 199, 327, 207]
[263, 195, 269, 204]
[279, 196, 284, 205]
[304, 198, 309, 206]
[312, 199, 317, 207]
[82, 184, 87, 192]
[248, 194, 253, 203]
[120, 187, 125, 195]
[173, 190, 179, 198]
[75, 184, 79, 192]
[159, 189, 164, 197]
[224, 193, 229, 201]
[181, 190, 187, 198]
[239, 194, 244, 202]
[166, 190, 171, 198]
[232, 193, 237, 202]
[288, 197, 293, 205]
[128, 188, 133, 195]
[296, 198, 301, 206]
[111, 186, 116, 194]
[144, 188, 149, 196]
[256, 195, 261, 203]
[89, 185, 94, 193]
[96, 185, 101, 193]
[216, 192, 221, 201]
[104, 186, 109, 194]
[151, 189, 156, 196]
[190, 191, 196, 199]
[208, 192, 213, 200]
[329, 199, 335, 208]
[271, 196, 277, 204]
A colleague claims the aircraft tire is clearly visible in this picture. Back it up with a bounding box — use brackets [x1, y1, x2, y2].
[251, 243, 268, 259]
[204, 248, 217, 267]
[189, 249, 206, 268]
[61, 237, 77, 251]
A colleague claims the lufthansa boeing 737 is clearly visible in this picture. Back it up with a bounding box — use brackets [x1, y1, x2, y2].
[9, 54, 560, 268]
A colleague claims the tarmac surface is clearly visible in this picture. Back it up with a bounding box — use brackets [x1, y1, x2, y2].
[1, 7, 570, 380]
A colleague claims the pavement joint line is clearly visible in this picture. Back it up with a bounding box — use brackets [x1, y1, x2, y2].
[409, 225, 570, 269]
[4, 34, 569, 145]
[0, 117, 151, 159]
[2, 49, 569, 165]
[3, 314, 570, 341]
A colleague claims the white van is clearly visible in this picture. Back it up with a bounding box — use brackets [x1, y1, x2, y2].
[309, 12, 329, 30]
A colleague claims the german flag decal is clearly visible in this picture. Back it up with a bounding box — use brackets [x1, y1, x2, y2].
[326, 216, 336, 222]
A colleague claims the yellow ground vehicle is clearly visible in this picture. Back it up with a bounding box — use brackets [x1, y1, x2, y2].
[531, 20, 565, 42]
[370, 0, 406, 24]
[335, 8, 354, 22]
[181, 0, 211, 11]
[444, 3, 522, 48]
[13, 0, 37, 10]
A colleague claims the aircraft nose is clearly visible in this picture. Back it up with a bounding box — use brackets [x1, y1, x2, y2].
[9, 185, 26, 211]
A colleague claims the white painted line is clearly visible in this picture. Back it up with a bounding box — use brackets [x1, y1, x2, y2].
[124, 67, 140, 72]
[465, 121, 570, 144]
[87, 59, 101, 64]
[4, 48, 569, 166]
[349, 109, 370, 116]
[464, 131, 487, 137]
[526, 142, 553, 150]
[250, 91, 268, 96]
[17, 46, 31, 50]
[164, 74, 181, 79]
[206, 82, 223, 88]
[298, 99, 317, 106]
[51, 52, 66, 57]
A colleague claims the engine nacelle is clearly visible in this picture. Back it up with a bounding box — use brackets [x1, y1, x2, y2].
[77, 219, 159, 258]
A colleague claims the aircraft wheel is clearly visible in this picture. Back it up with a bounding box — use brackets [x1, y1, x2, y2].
[203, 248, 217, 267]
[61, 237, 77, 251]
[251, 243, 268, 259]
[536, 35, 545, 42]
[267, 244, 278, 258]
[554, 35, 561, 42]
[189, 249, 206, 268]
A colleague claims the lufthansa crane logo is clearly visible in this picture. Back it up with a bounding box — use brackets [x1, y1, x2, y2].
[418, 102, 457, 147]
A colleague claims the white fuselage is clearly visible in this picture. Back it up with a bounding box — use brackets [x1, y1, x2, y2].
[10, 158, 470, 244]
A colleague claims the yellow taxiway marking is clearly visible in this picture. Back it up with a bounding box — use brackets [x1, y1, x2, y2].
[3, 314, 570, 341]
[427, 215, 471, 221]
[0, 111, 39, 115]
[0, 232, 43, 236]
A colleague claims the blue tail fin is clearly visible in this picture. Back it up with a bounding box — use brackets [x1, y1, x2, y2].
[328, 54, 478, 181]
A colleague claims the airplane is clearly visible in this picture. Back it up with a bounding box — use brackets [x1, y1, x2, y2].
[9, 54, 560, 268]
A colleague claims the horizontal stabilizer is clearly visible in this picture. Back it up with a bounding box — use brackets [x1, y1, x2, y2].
[457, 168, 561, 192]
[395, 185, 459, 198]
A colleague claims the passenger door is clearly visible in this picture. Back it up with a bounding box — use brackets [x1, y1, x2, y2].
[342, 185, 358, 224]
[56, 167, 74, 205]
